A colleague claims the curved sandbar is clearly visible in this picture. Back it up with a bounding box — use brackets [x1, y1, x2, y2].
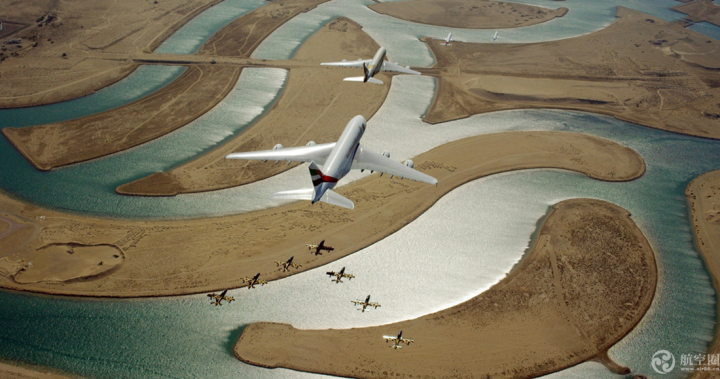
[686, 170, 720, 379]
[234, 198, 656, 378]
[0, 0, 223, 108]
[420, 7, 720, 139]
[369, 0, 567, 29]
[3, 65, 241, 170]
[0, 131, 644, 297]
[117, 18, 392, 195]
[1, 0, 331, 171]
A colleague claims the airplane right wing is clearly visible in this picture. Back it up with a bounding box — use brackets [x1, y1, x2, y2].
[320, 59, 371, 68]
[351, 144, 437, 185]
[226, 143, 336, 165]
[380, 61, 421, 75]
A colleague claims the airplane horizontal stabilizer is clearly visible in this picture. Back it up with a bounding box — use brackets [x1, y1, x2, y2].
[270, 189, 354, 209]
[319, 189, 354, 210]
[343, 76, 383, 85]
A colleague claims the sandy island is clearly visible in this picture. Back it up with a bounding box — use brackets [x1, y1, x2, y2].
[369, 0, 568, 29]
[234, 198, 656, 378]
[0, 0, 224, 108]
[420, 7, 720, 140]
[0, 131, 644, 297]
[686, 169, 720, 379]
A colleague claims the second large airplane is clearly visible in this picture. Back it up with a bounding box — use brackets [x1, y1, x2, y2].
[225, 115, 437, 210]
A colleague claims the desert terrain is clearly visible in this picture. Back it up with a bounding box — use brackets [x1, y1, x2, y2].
[235, 198, 656, 378]
[369, 0, 567, 29]
[686, 169, 720, 379]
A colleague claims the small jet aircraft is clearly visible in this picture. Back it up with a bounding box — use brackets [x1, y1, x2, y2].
[492, 31, 500, 41]
[383, 331, 414, 349]
[225, 115, 437, 209]
[207, 289, 235, 306]
[326, 267, 354, 283]
[241, 273, 268, 289]
[320, 47, 420, 85]
[352, 295, 381, 312]
[275, 256, 301, 272]
[443, 32, 454, 46]
[307, 240, 334, 255]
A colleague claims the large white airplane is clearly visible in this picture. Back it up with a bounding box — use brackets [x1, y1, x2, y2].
[492, 31, 500, 41]
[320, 47, 420, 85]
[225, 115, 437, 210]
[444, 32, 453, 46]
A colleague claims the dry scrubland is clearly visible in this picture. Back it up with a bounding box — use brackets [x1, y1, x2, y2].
[235, 199, 656, 378]
[0, 131, 644, 296]
[686, 170, 720, 379]
[369, 0, 567, 29]
[421, 7, 720, 139]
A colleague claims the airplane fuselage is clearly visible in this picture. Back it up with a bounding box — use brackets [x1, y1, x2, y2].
[445, 33, 452, 45]
[312, 115, 366, 203]
[366, 47, 387, 78]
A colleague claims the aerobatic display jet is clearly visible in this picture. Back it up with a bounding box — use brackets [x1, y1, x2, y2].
[383, 331, 414, 349]
[207, 289, 235, 306]
[320, 47, 420, 84]
[241, 273, 267, 289]
[307, 240, 334, 255]
[352, 295, 381, 312]
[326, 267, 354, 283]
[275, 256, 301, 272]
[225, 115, 437, 209]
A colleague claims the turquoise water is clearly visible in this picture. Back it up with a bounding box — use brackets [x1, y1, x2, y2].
[688, 21, 720, 42]
[1, 0, 719, 378]
[0, 66, 186, 127]
[154, 0, 266, 54]
[0, 68, 288, 218]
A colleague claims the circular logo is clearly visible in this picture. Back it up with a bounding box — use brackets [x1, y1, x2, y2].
[652, 350, 676, 374]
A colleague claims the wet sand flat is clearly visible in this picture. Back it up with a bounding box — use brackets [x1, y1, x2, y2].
[0, 131, 644, 297]
[369, 0, 567, 29]
[420, 7, 720, 139]
[234, 198, 656, 378]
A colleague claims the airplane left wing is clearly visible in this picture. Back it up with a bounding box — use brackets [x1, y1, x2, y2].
[351, 144, 437, 185]
[226, 143, 336, 165]
[380, 61, 421, 75]
[321, 59, 371, 68]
